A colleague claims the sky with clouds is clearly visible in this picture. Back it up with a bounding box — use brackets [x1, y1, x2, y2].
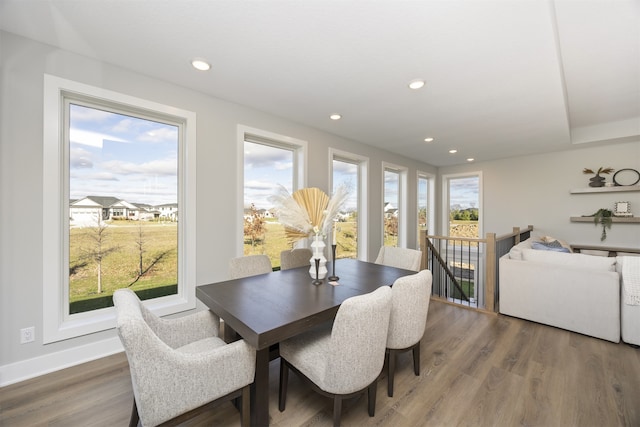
[449, 176, 479, 209]
[244, 141, 359, 211]
[69, 104, 178, 206]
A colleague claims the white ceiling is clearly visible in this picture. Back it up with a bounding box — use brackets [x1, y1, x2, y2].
[1, 0, 638, 166]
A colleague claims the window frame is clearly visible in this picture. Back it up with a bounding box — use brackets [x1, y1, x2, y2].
[43, 74, 197, 344]
[329, 148, 369, 260]
[236, 125, 307, 257]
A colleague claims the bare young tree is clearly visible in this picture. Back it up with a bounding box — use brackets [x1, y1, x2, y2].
[135, 221, 145, 277]
[82, 213, 118, 294]
[128, 220, 173, 287]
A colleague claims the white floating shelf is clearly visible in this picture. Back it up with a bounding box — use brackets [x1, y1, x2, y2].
[570, 186, 640, 194]
[570, 216, 640, 223]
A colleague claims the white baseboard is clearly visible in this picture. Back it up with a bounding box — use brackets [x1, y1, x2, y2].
[0, 336, 124, 387]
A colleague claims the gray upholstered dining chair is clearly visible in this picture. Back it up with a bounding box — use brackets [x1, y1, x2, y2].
[385, 269, 432, 397]
[374, 246, 422, 271]
[278, 286, 392, 427]
[228, 254, 272, 279]
[280, 248, 313, 270]
[113, 288, 256, 427]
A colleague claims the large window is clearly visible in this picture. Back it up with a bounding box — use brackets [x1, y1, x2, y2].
[443, 173, 481, 238]
[382, 163, 407, 247]
[240, 127, 306, 268]
[331, 150, 368, 260]
[43, 75, 196, 343]
[417, 172, 434, 249]
[67, 104, 180, 314]
[383, 169, 399, 247]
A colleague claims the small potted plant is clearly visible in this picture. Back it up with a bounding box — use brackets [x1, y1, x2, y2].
[592, 208, 613, 241]
[583, 167, 614, 187]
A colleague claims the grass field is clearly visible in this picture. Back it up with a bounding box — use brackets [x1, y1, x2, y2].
[69, 221, 178, 304]
[244, 219, 358, 267]
[69, 218, 477, 309]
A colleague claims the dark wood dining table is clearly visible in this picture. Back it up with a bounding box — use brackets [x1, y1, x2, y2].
[196, 258, 416, 426]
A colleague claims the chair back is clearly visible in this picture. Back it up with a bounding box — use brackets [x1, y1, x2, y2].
[324, 286, 392, 394]
[229, 254, 272, 279]
[113, 289, 176, 425]
[374, 246, 422, 271]
[280, 248, 313, 270]
[387, 270, 432, 349]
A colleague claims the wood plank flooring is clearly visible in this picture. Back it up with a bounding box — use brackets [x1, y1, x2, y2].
[2, 299, 640, 426]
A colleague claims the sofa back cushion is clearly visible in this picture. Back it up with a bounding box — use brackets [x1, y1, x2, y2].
[508, 238, 533, 260]
[522, 248, 616, 272]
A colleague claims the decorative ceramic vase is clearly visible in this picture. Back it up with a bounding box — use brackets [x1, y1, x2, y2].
[589, 174, 605, 187]
[309, 234, 327, 279]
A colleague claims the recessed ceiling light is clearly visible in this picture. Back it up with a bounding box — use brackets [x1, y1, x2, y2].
[330, 114, 342, 120]
[466, 158, 475, 162]
[191, 58, 211, 71]
[408, 79, 425, 90]
[449, 149, 458, 154]
[424, 137, 434, 143]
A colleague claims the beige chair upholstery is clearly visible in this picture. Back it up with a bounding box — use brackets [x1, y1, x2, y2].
[374, 246, 422, 271]
[385, 270, 432, 397]
[113, 289, 255, 427]
[228, 254, 272, 279]
[278, 286, 392, 427]
[280, 248, 313, 270]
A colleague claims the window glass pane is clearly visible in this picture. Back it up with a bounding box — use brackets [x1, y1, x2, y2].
[243, 140, 293, 268]
[448, 176, 479, 238]
[68, 103, 178, 314]
[384, 169, 399, 247]
[332, 159, 358, 259]
[418, 175, 429, 246]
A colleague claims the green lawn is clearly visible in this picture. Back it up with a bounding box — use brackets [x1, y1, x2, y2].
[244, 219, 358, 267]
[69, 221, 178, 306]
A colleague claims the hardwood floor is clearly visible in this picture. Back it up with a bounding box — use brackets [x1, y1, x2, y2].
[2, 299, 640, 426]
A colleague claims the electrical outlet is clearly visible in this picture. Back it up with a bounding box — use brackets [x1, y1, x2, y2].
[20, 327, 35, 344]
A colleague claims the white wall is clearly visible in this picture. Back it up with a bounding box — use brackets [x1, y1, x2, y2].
[0, 31, 437, 384]
[439, 141, 640, 245]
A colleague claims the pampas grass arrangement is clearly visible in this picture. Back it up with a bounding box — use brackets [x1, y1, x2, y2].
[269, 184, 349, 245]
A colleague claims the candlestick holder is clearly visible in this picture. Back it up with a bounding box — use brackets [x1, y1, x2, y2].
[327, 244, 339, 281]
[312, 258, 323, 285]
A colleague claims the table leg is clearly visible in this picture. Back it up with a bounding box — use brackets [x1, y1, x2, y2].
[222, 321, 239, 343]
[250, 347, 270, 426]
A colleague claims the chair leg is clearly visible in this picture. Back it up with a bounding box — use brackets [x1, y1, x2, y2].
[367, 380, 377, 417]
[129, 398, 139, 427]
[333, 395, 342, 427]
[279, 359, 289, 412]
[413, 342, 421, 376]
[387, 349, 396, 397]
[240, 384, 250, 427]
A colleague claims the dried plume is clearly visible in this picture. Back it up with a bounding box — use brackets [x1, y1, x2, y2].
[269, 184, 349, 245]
[321, 184, 350, 236]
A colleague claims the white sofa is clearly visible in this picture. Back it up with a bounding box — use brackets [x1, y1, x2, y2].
[499, 238, 621, 343]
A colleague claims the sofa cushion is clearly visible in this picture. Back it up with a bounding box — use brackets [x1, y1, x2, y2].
[531, 240, 571, 253]
[616, 254, 640, 274]
[579, 249, 610, 257]
[538, 235, 572, 252]
[508, 238, 533, 260]
[522, 248, 616, 272]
